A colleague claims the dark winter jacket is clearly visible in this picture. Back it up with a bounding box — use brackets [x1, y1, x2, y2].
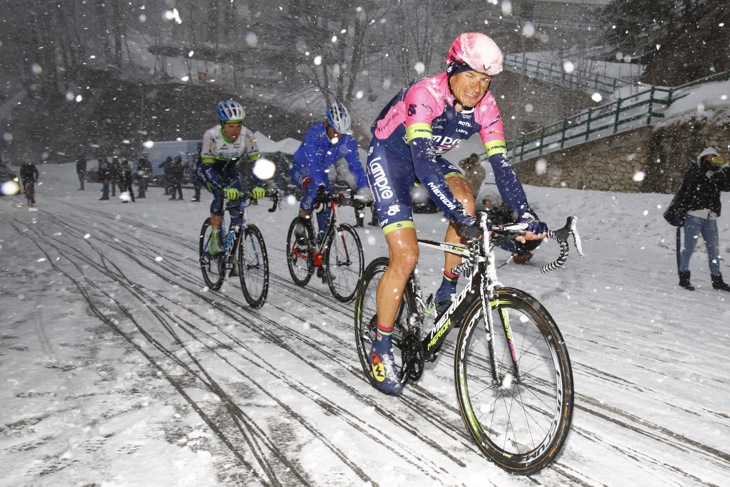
[20, 163, 39, 182]
[672, 160, 730, 217]
[76, 158, 87, 174]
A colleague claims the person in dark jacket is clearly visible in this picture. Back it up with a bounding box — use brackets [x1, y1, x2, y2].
[76, 155, 87, 190]
[160, 156, 173, 195]
[98, 158, 111, 200]
[672, 147, 730, 291]
[168, 155, 184, 200]
[136, 154, 152, 197]
[109, 157, 122, 197]
[20, 162, 40, 205]
[119, 159, 135, 202]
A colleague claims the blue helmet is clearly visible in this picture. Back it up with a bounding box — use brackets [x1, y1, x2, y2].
[326, 103, 352, 134]
[217, 100, 245, 123]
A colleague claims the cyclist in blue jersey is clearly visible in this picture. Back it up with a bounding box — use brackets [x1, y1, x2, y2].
[290, 103, 371, 244]
[366, 33, 548, 394]
[199, 100, 266, 256]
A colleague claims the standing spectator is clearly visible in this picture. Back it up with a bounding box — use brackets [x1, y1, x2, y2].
[192, 142, 203, 202]
[98, 158, 111, 200]
[169, 155, 184, 200]
[75, 154, 87, 190]
[134, 157, 146, 198]
[109, 157, 121, 197]
[670, 147, 730, 291]
[160, 156, 173, 195]
[136, 154, 152, 197]
[119, 159, 136, 202]
[459, 153, 486, 197]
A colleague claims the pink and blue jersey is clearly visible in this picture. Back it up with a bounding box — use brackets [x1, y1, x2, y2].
[373, 72, 508, 159]
[367, 72, 530, 232]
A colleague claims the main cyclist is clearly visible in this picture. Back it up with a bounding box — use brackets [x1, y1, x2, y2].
[366, 32, 548, 394]
[199, 100, 267, 256]
[290, 103, 371, 246]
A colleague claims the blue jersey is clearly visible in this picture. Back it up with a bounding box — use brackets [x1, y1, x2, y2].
[291, 122, 367, 189]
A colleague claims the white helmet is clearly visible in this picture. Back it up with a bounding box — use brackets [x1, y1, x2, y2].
[217, 100, 245, 123]
[326, 103, 352, 134]
[446, 32, 503, 76]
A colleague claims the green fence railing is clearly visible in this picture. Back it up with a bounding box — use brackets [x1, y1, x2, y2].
[506, 69, 730, 162]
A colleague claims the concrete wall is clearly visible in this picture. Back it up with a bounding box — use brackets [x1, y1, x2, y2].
[512, 109, 730, 194]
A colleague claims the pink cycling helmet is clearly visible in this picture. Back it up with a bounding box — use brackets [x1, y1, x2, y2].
[446, 33, 503, 76]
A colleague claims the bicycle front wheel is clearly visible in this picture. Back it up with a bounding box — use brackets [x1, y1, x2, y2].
[238, 224, 269, 309]
[323, 223, 364, 303]
[286, 217, 314, 286]
[199, 218, 225, 291]
[455, 287, 574, 475]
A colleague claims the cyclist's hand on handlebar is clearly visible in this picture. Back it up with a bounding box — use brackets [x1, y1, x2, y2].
[224, 187, 240, 201]
[517, 212, 548, 243]
[315, 184, 329, 203]
[252, 186, 266, 200]
[453, 210, 482, 239]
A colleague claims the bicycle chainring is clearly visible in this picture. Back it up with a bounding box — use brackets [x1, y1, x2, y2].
[400, 331, 425, 382]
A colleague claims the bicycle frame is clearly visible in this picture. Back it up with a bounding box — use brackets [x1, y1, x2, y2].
[405, 212, 577, 381]
[302, 189, 349, 263]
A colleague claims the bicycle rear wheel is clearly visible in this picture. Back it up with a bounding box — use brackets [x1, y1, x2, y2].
[238, 224, 269, 309]
[454, 287, 573, 475]
[199, 218, 225, 291]
[286, 217, 314, 286]
[354, 257, 416, 391]
[323, 223, 364, 303]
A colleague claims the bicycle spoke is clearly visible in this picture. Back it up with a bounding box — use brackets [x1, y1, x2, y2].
[455, 288, 573, 474]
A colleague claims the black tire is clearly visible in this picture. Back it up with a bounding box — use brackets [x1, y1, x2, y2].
[454, 287, 574, 475]
[286, 217, 314, 286]
[354, 257, 417, 391]
[323, 223, 364, 303]
[199, 218, 225, 291]
[238, 224, 269, 309]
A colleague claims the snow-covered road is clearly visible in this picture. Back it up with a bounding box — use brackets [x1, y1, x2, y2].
[1, 163, 729, 486]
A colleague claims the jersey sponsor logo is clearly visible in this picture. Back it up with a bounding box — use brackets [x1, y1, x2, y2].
[369, 160, 394, 200]
[408, 104, 417, 116]
[432, 135, 463, 147]
[426, 181, 456, 210]
[387, 204, 400, 217]
[458, 120, 471, 127]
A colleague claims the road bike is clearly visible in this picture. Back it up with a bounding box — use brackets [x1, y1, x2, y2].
[354, 211, 583, 474]
[199, 191, 278, 309]
[286, 187, 364, 303]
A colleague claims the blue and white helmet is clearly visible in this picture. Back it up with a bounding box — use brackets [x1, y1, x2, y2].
[217, 100, 245, 123]
[326, 103, 352, 134]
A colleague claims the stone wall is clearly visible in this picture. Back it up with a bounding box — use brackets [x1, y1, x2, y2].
[512, 109, 730, 194]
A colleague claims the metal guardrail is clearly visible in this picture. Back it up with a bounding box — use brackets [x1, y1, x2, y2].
[503, 54, 630, 95]
[506, 69, 730, 162]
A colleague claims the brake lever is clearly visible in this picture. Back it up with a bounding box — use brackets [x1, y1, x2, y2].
[268, 189, 279, 213]
[553, 216, 583, 256]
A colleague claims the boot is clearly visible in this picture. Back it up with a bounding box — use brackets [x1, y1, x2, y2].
[711, 274, 730, 292]
[679, 271, 694, 291]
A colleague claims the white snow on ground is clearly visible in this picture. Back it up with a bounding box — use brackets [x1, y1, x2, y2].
[1, 163, 730, 486]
